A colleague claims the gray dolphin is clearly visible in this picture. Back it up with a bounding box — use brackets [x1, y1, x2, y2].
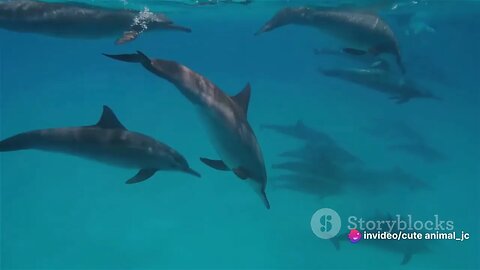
[0, 0, 191, 44]
[103, 51, 270, 209]
[261, 120, 336, 145]
[321, 67, 440, 104]
[389, 143, 446, 163]
[331, 213, 431, 265]
[272, 159, 340, 179]
[279, 142, 362, 165]
[262, 121, 361, 164]
[272, 174, 342, 199]
[255, 6, 405, 73]
[314, 47, 392, 71]
[0, 106, 200, 183]
[343, 166, 431, 192]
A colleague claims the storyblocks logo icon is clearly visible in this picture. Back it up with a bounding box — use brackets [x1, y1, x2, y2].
[310, 208, 341, 239]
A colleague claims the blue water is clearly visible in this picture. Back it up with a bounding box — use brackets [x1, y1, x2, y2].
[1, 0, 479, 269]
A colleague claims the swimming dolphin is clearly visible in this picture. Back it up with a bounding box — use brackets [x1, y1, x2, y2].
[103, 51, 270, 209]
[362, 118, 424, 142]
[279, 142, 361, 165]
[331, 213, 431, 265]
[389, 143, 446, 163]
[0, 106, 200, 183]
[272, 159, 340, 179]
[261, 120, 336, 145]
[314, 47, 392, 71]
[0, 0, 191, 44]
[321, 67, 440, 104]
[272, 174, 342, 199]
[362, 118, 445, 162]
[343, 166, 431, 192]
[262, 121, 361, 164]
[255, 6, 406, 73]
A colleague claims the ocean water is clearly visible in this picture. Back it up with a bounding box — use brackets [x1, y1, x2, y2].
[0, 0, 479, 269]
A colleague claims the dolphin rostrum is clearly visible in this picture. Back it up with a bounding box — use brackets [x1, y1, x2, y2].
[256, 6, 405, 73]
[321, 67, 440, 104]
[0, 0, 191, 44]
[0, 106, 200, 183]
[103, 51, 270, 209]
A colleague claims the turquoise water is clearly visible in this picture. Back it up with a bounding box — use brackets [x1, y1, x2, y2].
[1, 0, 479, 269]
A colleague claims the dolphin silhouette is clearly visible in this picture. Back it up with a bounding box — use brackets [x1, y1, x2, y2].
[321, 67, 441, 104]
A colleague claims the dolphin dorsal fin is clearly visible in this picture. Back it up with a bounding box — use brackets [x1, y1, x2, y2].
[231, 83, 251, 116]
[95, 106, 127, 130]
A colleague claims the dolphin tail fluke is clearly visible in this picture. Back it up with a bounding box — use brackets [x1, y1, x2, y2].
[0, 133, 37, 152]
[126, 169, 157, 184]
[103, 51, 150, 65]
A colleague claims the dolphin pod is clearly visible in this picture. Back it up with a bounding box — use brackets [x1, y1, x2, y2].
[0, 106, 201, 183]
[103, 51, 270, 209]
[0, 0, 191, 44]
[255, 6, 406, 73]
[0, 0, 446, 245]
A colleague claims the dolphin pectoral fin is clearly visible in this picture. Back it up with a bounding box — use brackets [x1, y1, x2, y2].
[95, 106, 127, 130]
[200, 158, 230, 171]
[233, 167, 249, 180]
[401, 253, 413, 265]
[103, 51, 150, 66]
[343, 48, 367, 55]
[126, 169, 157, 184]
[115, 30, 139, 45]
[231, 83, 251, 116]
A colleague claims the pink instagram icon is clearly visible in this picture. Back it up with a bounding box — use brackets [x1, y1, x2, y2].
[348, 229, 362, 243]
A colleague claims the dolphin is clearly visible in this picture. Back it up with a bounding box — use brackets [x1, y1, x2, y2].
[0, 106, 200, 183]
[362, 118, 424, 142]
[272, 159, 340, 179]
[262, 121, 361, 164]
[279, 142, 361, 165]
[255, 6, 406, 73]
[0, 0, 191, 44]
[331, 213, 431, 265]
[388, 143, 446, 163]
[261, 120, 336, 145]
[272, 174, 342, 199]
[321, 67, 440, 104]
[314, 47, 392, 71]
[103, 51, 270, 209]
[343, 166, 431, 192]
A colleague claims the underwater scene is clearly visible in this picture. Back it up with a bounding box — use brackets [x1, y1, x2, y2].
[0, 0, 479, 269]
